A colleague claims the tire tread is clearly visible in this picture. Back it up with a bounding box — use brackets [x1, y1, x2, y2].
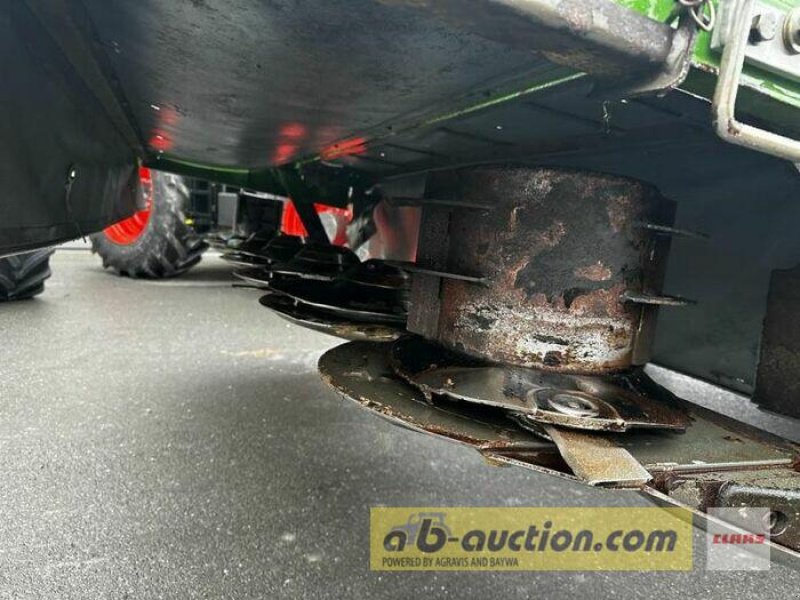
[0, 248, 53, 301]
[90, 172, 207, 278]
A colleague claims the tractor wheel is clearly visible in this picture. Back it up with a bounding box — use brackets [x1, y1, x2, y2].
[0, 248, 54, 301]
[90, 168, 207, 278]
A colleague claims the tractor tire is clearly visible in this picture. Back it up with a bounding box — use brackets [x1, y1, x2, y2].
[0, 248, 54, 301]
[90, 170, 207, 278]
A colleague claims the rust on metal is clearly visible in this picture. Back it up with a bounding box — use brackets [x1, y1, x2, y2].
[406, 206, 451, 339]
[656, 469, 800, 552]
[574, 261, 613, 282]
[543, 425, 652, 487]
[317, 340, 560, 453]
[317, 339, 800, 554]
[410, 166, 675, 373]
[317, 340, 800, 551]
[388, 334, 690, 432]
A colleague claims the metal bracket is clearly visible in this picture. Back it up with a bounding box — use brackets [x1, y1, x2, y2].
[594, 14, 698, 99]
[712, 0, 800, 162]
[712, 0, 800, 83]
[387, 261, 488, 285]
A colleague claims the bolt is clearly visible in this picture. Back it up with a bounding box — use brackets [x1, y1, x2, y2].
[785, 8, 800, 54]
[750, 13, 778, 43]
[546, 392, 601, 418]
[763, 509, 789, 537]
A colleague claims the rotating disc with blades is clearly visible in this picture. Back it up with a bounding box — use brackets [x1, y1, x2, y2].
[259, 293, 403, 341]
[271, 243, 360, 281]
[389, 335, 688, 432]
[268, 276, 407, 324]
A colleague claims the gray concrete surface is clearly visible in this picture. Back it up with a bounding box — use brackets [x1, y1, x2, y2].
[0, 249, 795, 598]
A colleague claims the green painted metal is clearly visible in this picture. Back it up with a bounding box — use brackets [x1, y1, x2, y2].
[616, 0, 676, 20]
[617, 0, 800, 111]
[146, 156, 295, 198]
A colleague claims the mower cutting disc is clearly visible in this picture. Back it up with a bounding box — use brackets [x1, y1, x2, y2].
[389, 335, 689, 432]
[259, 293, 404, 341]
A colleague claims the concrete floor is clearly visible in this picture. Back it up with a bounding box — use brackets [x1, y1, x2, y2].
[0, 249, 795, 598]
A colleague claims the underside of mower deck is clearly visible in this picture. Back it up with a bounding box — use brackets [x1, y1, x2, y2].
[3, 0, 800, 558]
